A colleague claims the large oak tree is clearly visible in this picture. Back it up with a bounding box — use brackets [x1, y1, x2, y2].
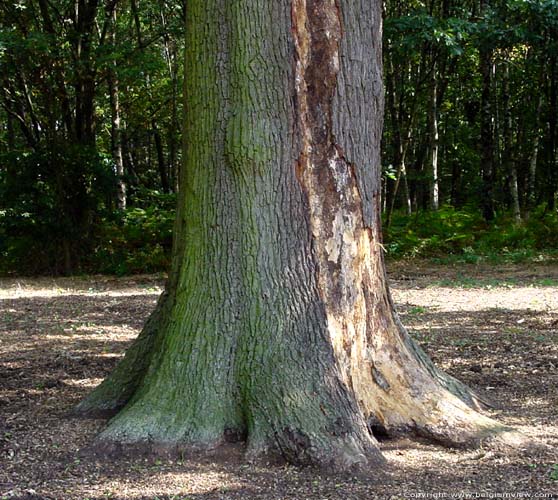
[77, 0, 519, 469]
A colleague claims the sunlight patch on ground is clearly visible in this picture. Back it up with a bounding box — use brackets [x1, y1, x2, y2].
[63, 378, 107, 388]
[0, 289, 163, 299]
[392, 286, 558, 313]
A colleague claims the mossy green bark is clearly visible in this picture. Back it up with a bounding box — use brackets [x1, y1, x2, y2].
[78, 0, 381, 469]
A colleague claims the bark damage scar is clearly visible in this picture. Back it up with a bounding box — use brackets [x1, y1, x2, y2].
[292, 0, 354, 274]
[292, 0, 372, 382]
[290, 2, 504, 444]
[291, 0, 400, 419]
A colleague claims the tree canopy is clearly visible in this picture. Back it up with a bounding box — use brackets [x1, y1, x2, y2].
[1, 0, 557, 276]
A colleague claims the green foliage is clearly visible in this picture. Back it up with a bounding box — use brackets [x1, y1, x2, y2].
[0, 0, 184, 276]
[89, 190, 176, 275]
[0, 150, 176, 275]
[0, 144, 116, 275]
[385, 206, 483, 258]
[384, 206, 558, 262]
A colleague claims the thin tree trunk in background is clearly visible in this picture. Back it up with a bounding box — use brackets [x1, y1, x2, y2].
[502, 59, 520, 221]
[122, 132, 140, 186]
[428, 57, 440, 211]
[160, 5, 180, 192]
[387, 151, 411, 227]
[549, 54, 557, 210]
[37, 0, 74, 137]
[169, 81, 180, 193]
[14, 69, 41, 143]
[385, 48, 403, 225]
[74, 0, 100, 146]
[108, 4, 126, 209]
[402, 164, 412, 215]
[527, 93, 543, 215]
[2, 88, 37, 149]
[386, 131, 413, 227]
[5, 103, 15, 151]
[130, 0, 144, 49]
[384, 44, 412, 227]
[152, 121, 170, 193]
[479, 31, 495, 221]
[451, 160, 462, 207]
[384, 42, 399, 220]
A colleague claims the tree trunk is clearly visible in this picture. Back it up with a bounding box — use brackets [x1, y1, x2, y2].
[428, 58, 440, 211]
[502, 59, 520, 222]
[526, 94, 543, 216]
[548, 54, 558, 210]
[108, 4, 126, 210]
[480, 46, 495, 221]
[479, 0, 495, 221]
[160, 4, 181, 193]
[5, 100, 15, 151]
[77, 0, 518, 470]
[74, 0, 99, 146]
[152, 120, 170, 194]
[384, 45, 412, 227]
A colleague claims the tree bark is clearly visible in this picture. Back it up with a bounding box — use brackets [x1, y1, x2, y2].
[428, 58, 440, 211]
[77, 0, 519, 470]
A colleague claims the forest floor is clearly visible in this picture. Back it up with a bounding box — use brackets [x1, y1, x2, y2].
[1, 261, 557, 500]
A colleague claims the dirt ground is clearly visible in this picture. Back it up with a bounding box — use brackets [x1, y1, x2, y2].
[1, 262, 557, 499]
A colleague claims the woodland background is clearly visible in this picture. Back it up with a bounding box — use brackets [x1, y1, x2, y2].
[1, 0, 557, 276]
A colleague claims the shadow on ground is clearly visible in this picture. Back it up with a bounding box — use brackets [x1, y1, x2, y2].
[1, 271, 557, 499]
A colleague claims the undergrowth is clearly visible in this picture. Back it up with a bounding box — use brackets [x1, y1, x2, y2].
[3, 200, 557, 276]
[383, 205, 558, 265]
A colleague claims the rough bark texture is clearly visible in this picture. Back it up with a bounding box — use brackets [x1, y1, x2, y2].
[77, 0, 520, 470]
